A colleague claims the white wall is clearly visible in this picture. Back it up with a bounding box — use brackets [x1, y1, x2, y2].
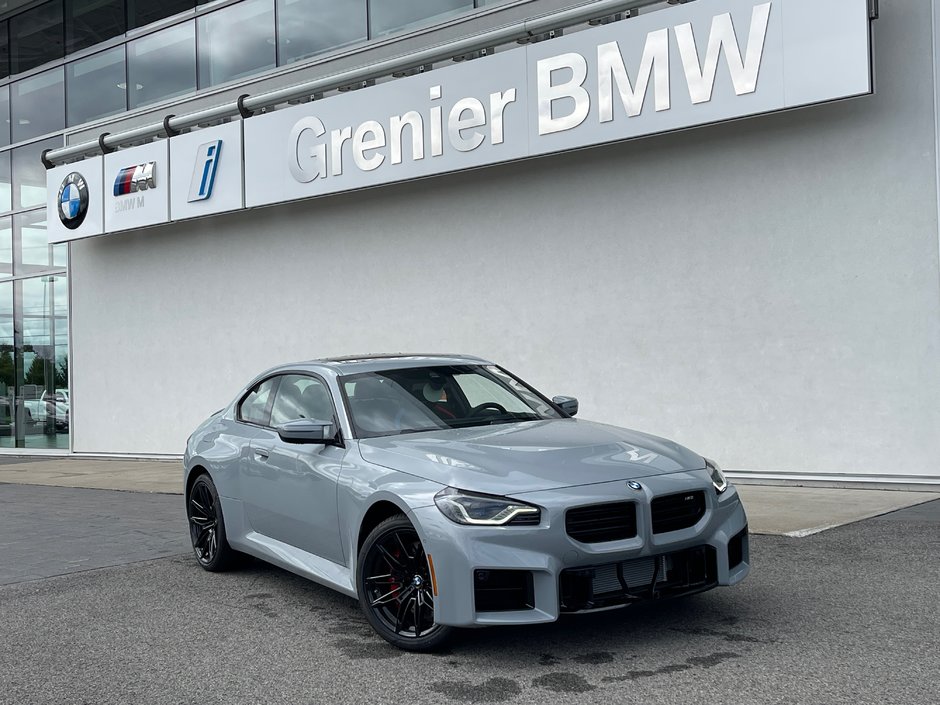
[70, 4, 940, 481]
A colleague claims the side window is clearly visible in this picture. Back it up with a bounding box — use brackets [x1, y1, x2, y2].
[270, 375, 335, 427]
[238, 377, 277, 425]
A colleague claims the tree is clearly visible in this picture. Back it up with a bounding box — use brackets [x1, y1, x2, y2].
[24, 356, 46, 386]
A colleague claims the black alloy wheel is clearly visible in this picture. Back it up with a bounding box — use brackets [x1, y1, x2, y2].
[187, 474, 236, 571]
[358, 515, 453, 651]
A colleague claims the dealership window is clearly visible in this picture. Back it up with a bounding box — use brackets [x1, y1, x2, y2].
[0, 20, 9, 80]
[127, 0, 196, 30]
[13, 211, 52, 274]
[0, 153, 10, 213]
[65, 0, 126, 55]
[0, 85, 10, 148]
[66, 47, 127, 126]
[369, 0, 473, 36]
[0, 218, 11, 278]
[197, 0, 275, 88]
[15, 275, 68, 450]
[12, 137, 61, 211]
[11, 69, 65, 143]
[127, 21, 195, 109]
[277, 0, 366, 65]
[9, 0, 64, 74]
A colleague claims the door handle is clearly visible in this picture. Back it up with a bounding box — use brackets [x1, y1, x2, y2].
[254, 448, 270, 460]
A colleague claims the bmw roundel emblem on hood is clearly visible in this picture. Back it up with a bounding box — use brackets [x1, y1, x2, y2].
[627, 481, 643, 491]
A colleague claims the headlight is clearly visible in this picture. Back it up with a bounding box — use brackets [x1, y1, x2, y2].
[705, 458, 728, 494]
[434, 487, 541, 526]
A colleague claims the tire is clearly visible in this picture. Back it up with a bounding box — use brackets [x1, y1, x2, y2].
[187, 473, 237, 572]
[357, 514, 453, 652]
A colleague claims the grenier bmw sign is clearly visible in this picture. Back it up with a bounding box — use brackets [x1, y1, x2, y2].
[47, 0, 872, 243]
[246, 0, 871, 207]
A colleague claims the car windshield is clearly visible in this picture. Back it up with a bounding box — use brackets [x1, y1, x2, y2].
[341, 364, 563, 438]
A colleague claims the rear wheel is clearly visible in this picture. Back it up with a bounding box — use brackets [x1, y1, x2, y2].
[187, 474, 236, 571]
[358, 515, 453, 652]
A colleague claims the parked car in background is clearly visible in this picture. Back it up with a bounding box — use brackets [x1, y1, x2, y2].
[184, 354, 749, 651]
[24, 399, 69, 432]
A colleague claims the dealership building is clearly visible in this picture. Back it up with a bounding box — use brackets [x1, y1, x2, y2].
[0, 0, 934, 486]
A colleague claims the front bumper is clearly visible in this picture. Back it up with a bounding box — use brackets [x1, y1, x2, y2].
[410, 470, 749, 627]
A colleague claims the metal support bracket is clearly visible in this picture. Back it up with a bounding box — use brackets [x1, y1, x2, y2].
[236, 94, 253, 119]
[163, 114, 180, 137]
[98, 133, 114, 154]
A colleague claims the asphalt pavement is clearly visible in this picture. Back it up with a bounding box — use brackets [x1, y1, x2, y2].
[0, 483, 938, 705]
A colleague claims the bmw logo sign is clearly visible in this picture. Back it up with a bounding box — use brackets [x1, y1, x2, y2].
[627, 481, 643, 491]
[57, 172, 89, 230]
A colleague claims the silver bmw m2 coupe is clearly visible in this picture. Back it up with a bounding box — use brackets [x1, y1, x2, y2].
[184, 354, 749, 651]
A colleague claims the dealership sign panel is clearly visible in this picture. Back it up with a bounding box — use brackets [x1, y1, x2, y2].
[169, 121, 244, 221]
[48, 0, 872, 242]
[46, 156, 105, 241]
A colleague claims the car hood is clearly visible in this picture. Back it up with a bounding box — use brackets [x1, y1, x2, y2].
[357, 419, 705, 494]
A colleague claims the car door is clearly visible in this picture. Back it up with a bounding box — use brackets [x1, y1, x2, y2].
[244, 373, 346, 566]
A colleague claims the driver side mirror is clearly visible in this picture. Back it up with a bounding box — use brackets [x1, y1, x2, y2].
[553, 396, 579, 417]
[277, 418, 339, 445]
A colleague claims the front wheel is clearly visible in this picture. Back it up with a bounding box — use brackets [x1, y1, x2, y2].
[187, 473, 237, 571]
[358, 515, 453, 652]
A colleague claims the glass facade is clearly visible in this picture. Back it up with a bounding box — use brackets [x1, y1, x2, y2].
[370, 0, 474, 36]
[11, 69, 64, 142]
[0, 0, 507, 132]
[127, 22, 195, 110]
[66, 46, 125, 125]
[277, 0, 367, 66]
[196, 0, 275, 88]
[0, 0, 509, 453]
[0, 134, 67, 451]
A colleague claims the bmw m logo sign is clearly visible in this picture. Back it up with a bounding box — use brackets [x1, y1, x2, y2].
[113, 162, 156, 196]
[57, 172, 89, 230]
[627, 481, 643, 491]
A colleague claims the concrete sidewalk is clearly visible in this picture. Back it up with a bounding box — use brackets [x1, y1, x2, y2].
[0, 457, 937, 537]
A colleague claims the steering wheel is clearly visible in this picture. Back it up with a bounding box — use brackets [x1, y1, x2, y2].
[468, 402, 507, 417]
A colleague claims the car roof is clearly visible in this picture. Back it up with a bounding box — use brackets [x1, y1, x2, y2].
[281, 353, 494, 376]
[315, 353, 493, 374]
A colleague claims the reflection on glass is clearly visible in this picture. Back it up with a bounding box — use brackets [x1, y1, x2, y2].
[11, 69, 65, 143]
[128, 22, 196, 109]
[127, 0, 195, 30]
[67, 47, 126, 126]
[198, 0, 275, 88]
[0, 20, 9, 80]
[65, 0, 126, 54]
[0, 218, 11, 278]
[370, 0, 472, 36]
[0, 153, 10, 213]
[12, 137, 61, 211]
[10, 1, 64, 74]
[18, 275, 69, 450]
[277, 0, 366, 65]
[14, 211, 51, 274]
[0, 280, 11, 448]
[0, 86, 10, 148]
[53, 243, 67, 268]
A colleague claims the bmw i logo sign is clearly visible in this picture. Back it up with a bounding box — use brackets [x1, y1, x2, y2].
[57, 172, 89, 230]
[627, 481, 643, 491]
